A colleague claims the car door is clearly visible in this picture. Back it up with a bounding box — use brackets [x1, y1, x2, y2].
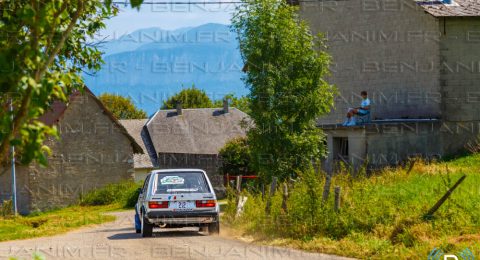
[137, 173, 151, 213]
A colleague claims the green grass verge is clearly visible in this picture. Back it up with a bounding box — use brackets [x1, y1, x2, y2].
[0, 180, 141, 242]
[0, 204, 122, 242]
[224, 153, 480, 259]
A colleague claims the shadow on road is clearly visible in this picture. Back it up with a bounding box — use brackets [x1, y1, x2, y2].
[108, 230, 205, 240]
[91, 227, 132, 233]
[108, 232, 141, 240]
[154, 230, 205, 238]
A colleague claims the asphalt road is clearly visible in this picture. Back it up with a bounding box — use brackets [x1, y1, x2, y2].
[0, 211, 353, 260]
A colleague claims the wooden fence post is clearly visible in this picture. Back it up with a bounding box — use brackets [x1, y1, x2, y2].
[236, 175, 242, 193]
[261, 183, 265, 201]
[322, 173, 332, 203]
[265, 177, 277, 215]
[334, 186, 341, 212]
[270, 177, 277, 197]
[236, 196, 248, 218]
[406, 158, 416, 175]
[281, 183, 288, 214]
[424, 175, 466, 218]
[270, 177, 277, 196]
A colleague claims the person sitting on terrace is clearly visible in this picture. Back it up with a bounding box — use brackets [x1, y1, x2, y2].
[343, 91, 370, 126]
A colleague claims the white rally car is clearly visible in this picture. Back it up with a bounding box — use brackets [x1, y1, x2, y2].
[134, 169, 220, 237]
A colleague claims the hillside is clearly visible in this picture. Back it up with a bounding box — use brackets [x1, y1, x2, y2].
[83, 23, 246, 114]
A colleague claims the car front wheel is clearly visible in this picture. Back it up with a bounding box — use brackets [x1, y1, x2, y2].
[141, 214, 153, 237]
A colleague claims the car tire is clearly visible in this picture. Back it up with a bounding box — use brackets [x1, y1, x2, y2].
[208, 221, 220, 235]
[141, 214, 153, 237]
[134, 212, 141, 234]
[199, 226, 208, 232]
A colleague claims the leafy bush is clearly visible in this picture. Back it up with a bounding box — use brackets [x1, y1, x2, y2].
[98, 93, 147, 119]
[162, 85, 213, 109]
[219, 137, 253, 175]
[0, 200, 13, 217]
[124, 186, 141, 208]
[79, 181, 141, 208]
[213, 94, 251, 115]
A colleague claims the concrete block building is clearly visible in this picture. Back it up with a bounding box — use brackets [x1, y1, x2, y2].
[295, 0, 480, 171]
[0, 88, 143, 214]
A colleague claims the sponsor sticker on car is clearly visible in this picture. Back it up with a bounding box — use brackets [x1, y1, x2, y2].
[160, 176, 185, 185]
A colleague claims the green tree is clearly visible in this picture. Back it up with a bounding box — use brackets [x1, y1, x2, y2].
[0, 0, 143, 166]
[162, 85, 213, 109]
[219, 137, 253, 175]
[163, 86, 251, 113]
[232, 0, 335, 181]
[213, 94, 251, 115]
[99, 94, 147, 119]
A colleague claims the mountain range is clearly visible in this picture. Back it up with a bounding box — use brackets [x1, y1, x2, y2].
[83, 23, 246, 115]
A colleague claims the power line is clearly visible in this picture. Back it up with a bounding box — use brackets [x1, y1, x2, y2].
[111, 1, 244, 4]
[110, 0, 321, 5]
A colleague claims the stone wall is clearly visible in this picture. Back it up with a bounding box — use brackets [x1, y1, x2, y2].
[299, 0, 441, 123]
[0, 166, 31, 215]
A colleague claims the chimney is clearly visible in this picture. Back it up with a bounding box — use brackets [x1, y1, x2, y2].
[223, 98, 229, 114]
[176, 101, 182, 116]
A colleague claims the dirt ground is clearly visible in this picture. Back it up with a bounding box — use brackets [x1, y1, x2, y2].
[0, 211, 353, 260]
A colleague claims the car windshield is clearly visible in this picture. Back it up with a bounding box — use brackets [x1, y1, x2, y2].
[155, 172, 209, 194]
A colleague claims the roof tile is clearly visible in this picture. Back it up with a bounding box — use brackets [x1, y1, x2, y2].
[145, 108, 250, 155]
[416, 0, 480, 16]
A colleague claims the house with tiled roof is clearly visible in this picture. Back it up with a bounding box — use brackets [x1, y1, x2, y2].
[119, 119, 154, 181]
[294, 0, 480, 171]
[0, 88, 143, 214]
[142, 102, 249, 196]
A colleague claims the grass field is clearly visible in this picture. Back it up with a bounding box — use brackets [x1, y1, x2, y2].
[0, 180, 140, 243]
[224, 153, 480, 259]
[0, 204, 122, 242]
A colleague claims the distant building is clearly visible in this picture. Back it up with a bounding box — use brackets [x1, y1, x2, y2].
[294, 0, 480, 171]
[0, 88, 143, 214]
[119, 119, 154, 182]
[142, 102, 249, 196]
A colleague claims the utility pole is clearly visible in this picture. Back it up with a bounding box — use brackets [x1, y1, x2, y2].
[10, 99, 17, 215]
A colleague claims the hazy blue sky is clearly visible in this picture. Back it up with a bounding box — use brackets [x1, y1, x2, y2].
[100, 2, 237, 39]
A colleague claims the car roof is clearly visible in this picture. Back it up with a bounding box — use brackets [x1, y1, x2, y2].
[150, 169, 206, 174]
